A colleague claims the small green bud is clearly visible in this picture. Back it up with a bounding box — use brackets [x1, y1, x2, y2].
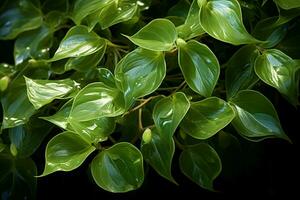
[142, 128, 152, 144]
[10, 143, 18, 157]
[0, 76, 10, 91]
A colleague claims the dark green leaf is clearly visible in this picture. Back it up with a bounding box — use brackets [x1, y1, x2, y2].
[178, 39, 219, 97]
[254, 49, 299, 105]
[115, 48, 166, 108]
[40, 131, 95, 176]
[179, 143, 222, 190]
[230, 90, 290, 141]
[225, 45, 260, 98]
[97, 68, 116, 87]
[181, 97, 235, 140]
[274, 0, 300, 9]
[91, 142, 144, 193]
[124, 19, 177, 51]
[197, 0, 259, 45]
[0, 0, 42, 40]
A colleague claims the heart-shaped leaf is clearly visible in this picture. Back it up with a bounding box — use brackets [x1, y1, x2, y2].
[197, 0, 259, 45]
[124, 19, 177, 51]
[254, 49, 299, 105]
[91, 142, 144, 193]
[181, 97, 235, 140]
[178, 39, 219, 97]
[39, 131, 95, 176]
[179, 143, 222, 191]
[115, 48, 166, 108]
[229, 90, 290, 141]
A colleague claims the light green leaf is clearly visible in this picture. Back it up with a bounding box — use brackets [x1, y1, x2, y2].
[40, 131, 95, 176]
[124, 19, 177, 51]
[0, 0, 42, 40]
[179, 143, 222, 191]
[274, 0, 300, 9]
[91, 142, 144, 193]
[115, 48, 166, 108]
[197, 0, 259, 45]
[50, 26, 106, 61]
[70, 82, 125, 122]
[254, 49, 299, 105]
[153, 92, 190, 138]
[176, 0, 205, 40]
[180, 97, 235, 140]
[230, 90, 290, 141]
[177, 39, 219, 97]
[225, 45, 260, 98]
[141, 128, 176, 183]
[25, 77, 79, 109]
[69, 117, 115, 143]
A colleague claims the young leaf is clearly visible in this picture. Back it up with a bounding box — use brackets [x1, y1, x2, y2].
[180, 97, 235, 140]
[49, 26, 106, 61]
[153, 92, 190, 138]
[230, 90, 290, 141]
[254, 49, 299, 105]
[124, 19, 177, 51]
[141, 128, 176, 184]
[197, 0, 259, 45]
[91, 142, 144, 193]
[0, 0, 42, 40]
[274, 0, 300, 10]
[39, 131, 95, 176]
[115, 48, 166, 108]
[225, 45, 260, 98]
[177, 39, 219, 97]
[179, 143, 222, 191]
[70, 82, 125, 122]
[25, 77, 79, 109]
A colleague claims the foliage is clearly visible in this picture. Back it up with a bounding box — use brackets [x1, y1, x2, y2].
[0, 0, 299, 198]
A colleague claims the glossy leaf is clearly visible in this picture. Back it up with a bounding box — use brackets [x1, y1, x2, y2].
[153, 92, 190, 138]
[91, 142, 144, 193]
[115, 48, 166, 108]
[230, 90, 289, 141]
[179, 143, 222, 190]
[178, 39, 219, 97]
[0, 0, 42, 40]
[176, 0, 205, 40]
[141, 128, 176, 183]
[197, 0, 259, 45]
[274, 0, 300, 9]
[25, 77, 79, 109]
[97, 68, 116, 87]
[254, 49, 299, 105]
[225, 45, 260, 98]
[40, 132, 95, 176]
[50, 26, 106, 61]
[124, 19, 177, 51]
[180, 97, 235, 139]
[70, 82, 125, 122]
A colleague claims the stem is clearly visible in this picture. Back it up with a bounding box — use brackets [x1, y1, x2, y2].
[174, 137, 185, 150]
[171, 81, 186, 94]
[106, 40, 129, 49]
[108, 136, 117, 144]
[123, 96, 158, 116]
[138, 108, 143, 131]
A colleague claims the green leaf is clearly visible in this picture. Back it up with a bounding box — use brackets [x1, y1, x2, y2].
[0, 63, 16, 78]
[153, 92, 190, 138]
[69, 117, 115, 143]
[179, 143, 222, 191]
[177, 39, 220, 97]
[91, 142, 144, 193]
[176, 0, 205, 40]
[197, 0, 259, 45]
[97, 68, 116, 87]
[70, 82, 125, 122]
[40, 131, 95, 176]
[115, 48, 166, 108]
[180, 97, 235, 140]
[230, 90, 290, 141]
[0, 0, 42, 40]
[225, 45, 260, 98]
[274, 0, 300, 9]
[25, 77, 79, 109]
[50, 26, 106, 61]
[14, 24, 53, 65]
[141, 128, 176, 183]
[254, 49, 299, 105]
[124, 19, 177, 51]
